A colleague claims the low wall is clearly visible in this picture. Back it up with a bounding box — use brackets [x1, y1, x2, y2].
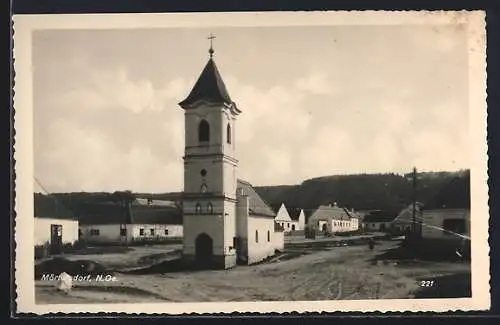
[273, 231, 284, 251]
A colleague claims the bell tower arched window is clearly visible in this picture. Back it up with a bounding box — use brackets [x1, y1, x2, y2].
[195, 203, 202, 214]
[226, 123, 231, 144]
[207, 202, 213, 214]
[200, 183, 208, 193]
[198, 119, 210, 143]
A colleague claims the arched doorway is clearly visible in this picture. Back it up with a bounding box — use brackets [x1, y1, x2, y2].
[195, 233, 213, 268]
[322, 223, 328, 232]
[291, 224, 296, 231]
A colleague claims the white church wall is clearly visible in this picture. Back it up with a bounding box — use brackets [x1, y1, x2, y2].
[35, 218, 79, 246]
[222, 201, 237, 256]
[183, 214, 226, 256]
[222, 160, 238, 199]
[246, 215, 277, 265]
[184, 159, 223, 194]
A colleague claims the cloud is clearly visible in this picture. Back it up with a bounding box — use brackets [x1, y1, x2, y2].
[33, 27, 470, 192]
[295, 72, 333, 95]
[36, 117, 184, 193]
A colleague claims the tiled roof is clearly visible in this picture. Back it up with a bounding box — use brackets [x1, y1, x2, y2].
[308, 205, 352, 221]
[77, 202, 182, 225]
[179, 58, 234, 107]
[362, 210, 398, 223]
[34, 194, 76, 220]
[237, 179, 276, 218]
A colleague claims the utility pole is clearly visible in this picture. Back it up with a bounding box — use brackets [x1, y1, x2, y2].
[412, 167, 417, 235]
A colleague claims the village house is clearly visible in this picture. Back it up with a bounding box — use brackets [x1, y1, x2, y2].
[274, 203, 306, 232]
[390, 202, 424, 235]
[34, 194, 79, 254]
[361, 210, 398, 232]
[77, 199, 183, 245]
[420, 174, 470, 241]
[177, 42, 284, 269]
[306, 203, 360, 233]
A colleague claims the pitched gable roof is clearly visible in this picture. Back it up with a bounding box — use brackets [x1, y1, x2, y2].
[237, 179, 276, 218]
[179, 58, 235, 108]
[76, 202, 182, 225]
[308, 205, 352, 221]
[34, 194, 76, 220]
[362, 210, 398, 223]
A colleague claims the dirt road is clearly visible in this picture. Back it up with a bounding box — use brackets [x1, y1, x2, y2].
[35, 241, 470, 303]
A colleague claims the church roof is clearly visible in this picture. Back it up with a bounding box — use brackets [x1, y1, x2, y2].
[179, 58, 234, 108]
[237, 179, 276, 218]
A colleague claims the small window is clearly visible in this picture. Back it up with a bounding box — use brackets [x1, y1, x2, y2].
[195, 203, 202, 214]
[255, 230, 259, 243]
[200, 183, 208, 193]
[267, 230, 270, 242]
[198, 119, 210, 142]
[164, 229, 169, 235]
[200, 169, 207, 177]
[90, 229, 100, 236]
[227, 123, 232, 144]
[150, 228, 155, 236]
[120, 228, 127, 236]
[207, 202, 213, 214]
[139, 228, 145, 236]
[287, 223, 290, 228]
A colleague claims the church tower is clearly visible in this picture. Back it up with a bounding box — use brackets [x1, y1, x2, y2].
[178, 36, 242, 269]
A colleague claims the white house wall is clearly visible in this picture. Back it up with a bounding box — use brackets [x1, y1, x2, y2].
[246, 215, 276, 264]
[79, 224, 122, 244]
[297, 211, 306, 230]
[277, 220, 299, 232]
[422, 209, 470, 239]
[275, 204, 292, 223]
[129, 224, 183, 239]
[80, 224, 183, 244]
[34, 218, 79, 246]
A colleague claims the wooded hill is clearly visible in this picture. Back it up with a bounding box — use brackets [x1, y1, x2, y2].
[40, 170, 470, 216]
[254, 170, 470, 213]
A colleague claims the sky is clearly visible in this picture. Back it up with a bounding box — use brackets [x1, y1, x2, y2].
[33, 24, 470, 193]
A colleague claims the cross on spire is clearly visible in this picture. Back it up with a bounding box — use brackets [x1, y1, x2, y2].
[208, 33, 216, 58]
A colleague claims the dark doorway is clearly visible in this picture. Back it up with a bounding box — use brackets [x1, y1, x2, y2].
[292, 224, 296, 231]
[322, 223, 328, 232]
[442, 219, 466, 236]
[195, 233, 213, 268]
[50, 224, 63, 255]
[379, 223, 386, 232]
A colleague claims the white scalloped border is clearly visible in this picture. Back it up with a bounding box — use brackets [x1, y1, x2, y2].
[12, 10, 490, 315]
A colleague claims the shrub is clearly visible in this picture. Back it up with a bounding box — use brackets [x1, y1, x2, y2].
[35, 242, 50, 260]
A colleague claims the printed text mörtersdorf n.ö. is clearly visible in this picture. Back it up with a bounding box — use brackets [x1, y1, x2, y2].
[40, 274, 118, 282]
